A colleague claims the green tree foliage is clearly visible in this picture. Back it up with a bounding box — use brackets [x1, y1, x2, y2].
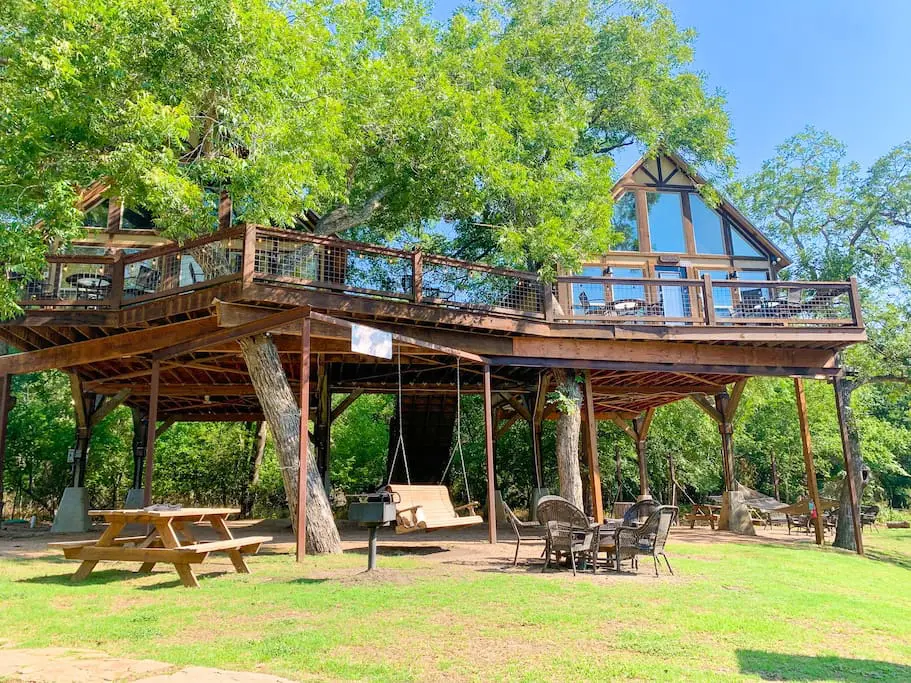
[732, 129, 911, 513]
[0, 0, 731, 317]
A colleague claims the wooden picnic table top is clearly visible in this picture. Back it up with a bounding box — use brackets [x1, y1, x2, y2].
[89, 507, 240, 519]
[54, 507, 266, 588]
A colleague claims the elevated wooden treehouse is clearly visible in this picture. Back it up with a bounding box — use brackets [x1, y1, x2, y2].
[0, 154, 866, 548]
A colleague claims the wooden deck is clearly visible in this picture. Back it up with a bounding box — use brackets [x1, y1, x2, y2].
[1, 224, 865, 421]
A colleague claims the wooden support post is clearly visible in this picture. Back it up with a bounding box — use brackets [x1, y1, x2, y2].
[833, 376, 864, 556]
[142, 361, 160, 507]
[483, 365, 497, 544]
[316, 357, 330, 494]
[794, 378, 824, 545]
[668, 452, 677, 509]
[241, 224, 257, 289]
[0, 374, 11, 523]
[531, 372, 547, 489]
[297, 316, 311, 562]
[581, 371, 603, 523]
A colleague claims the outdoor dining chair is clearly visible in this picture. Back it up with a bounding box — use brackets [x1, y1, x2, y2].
[501, 501, 542, 566]
[536, 495, 596, 576]
[612, 505, 678, 576]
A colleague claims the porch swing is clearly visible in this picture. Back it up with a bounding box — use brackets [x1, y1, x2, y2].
[384, 353, 485, 534]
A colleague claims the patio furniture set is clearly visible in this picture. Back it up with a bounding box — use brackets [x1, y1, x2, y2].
[504, 496, 678, 576]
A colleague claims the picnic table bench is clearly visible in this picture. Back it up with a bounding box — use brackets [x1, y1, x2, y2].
[49, 507, 271, 588]
[683, 504, 720, 529]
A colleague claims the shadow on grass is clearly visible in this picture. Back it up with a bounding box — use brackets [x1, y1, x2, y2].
[18, 568, 231, 590]
[737, 650, 911, 681]
[863, 547, 911, 571]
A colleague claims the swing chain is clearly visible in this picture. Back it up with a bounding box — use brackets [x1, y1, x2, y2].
[387, 345, 410, 485]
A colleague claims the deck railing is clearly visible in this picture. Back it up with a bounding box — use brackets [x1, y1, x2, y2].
[10, 225, 863, 328]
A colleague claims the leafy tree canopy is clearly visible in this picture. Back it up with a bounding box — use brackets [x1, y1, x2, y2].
[731, 127, 911, 387]
[0, 0, 731, 310]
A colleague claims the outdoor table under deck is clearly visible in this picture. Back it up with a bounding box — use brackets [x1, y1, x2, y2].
[49, 507, 271, 588]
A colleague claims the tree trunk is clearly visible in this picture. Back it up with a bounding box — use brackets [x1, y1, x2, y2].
[770, 451, 780, 502]
[833, 381, 868, 552]
[239, 334, 342, 554]
[552, 369, 584, 509]
[240, 421, 267, 518]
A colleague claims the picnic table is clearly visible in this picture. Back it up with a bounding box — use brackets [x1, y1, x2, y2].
[49, 507, 271, 588]
[683, 504, 720, 529]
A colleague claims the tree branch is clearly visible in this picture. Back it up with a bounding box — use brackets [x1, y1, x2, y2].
[313, 187, 390, 236]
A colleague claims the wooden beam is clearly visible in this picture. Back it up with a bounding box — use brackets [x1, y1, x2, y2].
[152, 307, 310, 362]
[483, 365, 496, 544]
[689, 394, 724, 424]
[142, 361, 160, 507]
[607, 415, 636, 441]
[488, 356, 837, 378]
[330, 389, 364, 421]
[495, 412, 521, 439]
[794, 378, 824, 545]
[156, 417, 177, 439]
[582, 370, 604, 523]
[0, 317, 219, 376]
[309, 311, 489, 364]
[297, 316, 311, 562]
[70, 375, 88, 430]
[500, 392, 531, 421]
[89, 388, 131, 427]
[638, 407, 656, 439]
[726, 379, 749, 421]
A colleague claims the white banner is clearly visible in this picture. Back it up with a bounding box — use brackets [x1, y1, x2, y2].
[351, 323, 393, 359]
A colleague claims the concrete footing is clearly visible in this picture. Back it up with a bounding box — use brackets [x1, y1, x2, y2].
[50, 487, 91, 533]
[717, 490, 756, 536]
[529, 487, 549, 521]
[124, 488, 145, 509]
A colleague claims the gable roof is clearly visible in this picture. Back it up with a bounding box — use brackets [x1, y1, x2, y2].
[612, 151, 792, 267]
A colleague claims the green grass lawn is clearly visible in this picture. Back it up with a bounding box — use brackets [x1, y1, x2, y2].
[1, 531, 910, 682]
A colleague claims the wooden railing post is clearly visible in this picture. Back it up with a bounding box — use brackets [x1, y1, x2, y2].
[412, 247, 423, 303]
[543, 282, 554, 322]
[108, 252, 124, 310]
[848, 276, 863, 328]
[242, 224, 257, 291]
[702, 273, 716, 326]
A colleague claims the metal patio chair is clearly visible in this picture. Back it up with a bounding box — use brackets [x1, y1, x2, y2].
[536, 495, 595, 576]
[501, 501, 542, 566]
[613, 505, 678, 576]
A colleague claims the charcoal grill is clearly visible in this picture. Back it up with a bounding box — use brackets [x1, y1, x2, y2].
[347, 490, 399, 570]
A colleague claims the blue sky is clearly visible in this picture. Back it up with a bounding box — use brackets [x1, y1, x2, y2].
[430, 0, 909, 179]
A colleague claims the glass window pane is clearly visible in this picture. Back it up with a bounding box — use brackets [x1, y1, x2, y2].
[606, 266, 645, 301]
[690, 194, 725, 254]
[646, 192, 686, 253]
[122, 207, 155, 229]
[83, 201, 108, 228]
[610, 193, 639, 251]
[731, 226, 763, 257]
[736, 270, 772, 304]
[572, 265, 605, 315]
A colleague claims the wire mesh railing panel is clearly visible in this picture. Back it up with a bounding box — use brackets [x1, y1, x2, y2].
[253, 234, 414, 299]
[122, 237, 242, 300]
[422, 258, 544, 314]
[714, 282, 855, 325]
[560, 277, 704, 324]
[14, 259, 115, 306]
